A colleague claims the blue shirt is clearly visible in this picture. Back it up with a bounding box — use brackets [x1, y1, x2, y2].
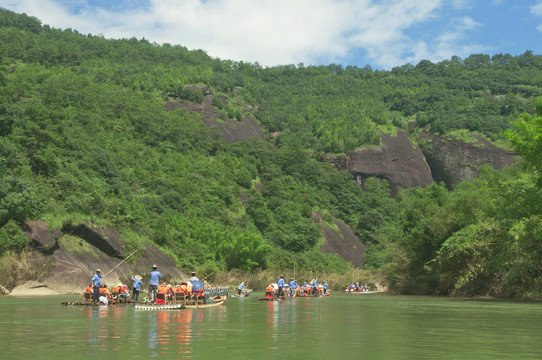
[131, 276, 143, 291]
[323, 282, 328, 289]
[238, 283, 245, 290]
[278, 278, 284, 287]
[92, 274, 102, 286]
[149, 270, 162, 286]
[289, 280, 296, 289]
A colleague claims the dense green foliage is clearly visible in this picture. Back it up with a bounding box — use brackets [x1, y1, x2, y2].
[2, 9, 542, 297]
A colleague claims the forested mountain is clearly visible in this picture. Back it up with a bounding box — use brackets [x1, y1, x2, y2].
[2, 9, 542, 298]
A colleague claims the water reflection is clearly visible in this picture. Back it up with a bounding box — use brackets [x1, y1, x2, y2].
[82, 304, 228, 358]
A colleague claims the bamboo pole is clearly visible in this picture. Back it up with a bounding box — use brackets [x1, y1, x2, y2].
[66, 250, 138, 305]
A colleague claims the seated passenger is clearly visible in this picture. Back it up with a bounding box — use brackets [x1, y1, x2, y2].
[265, 284, 275, 298]
[99, 285, 110, 298]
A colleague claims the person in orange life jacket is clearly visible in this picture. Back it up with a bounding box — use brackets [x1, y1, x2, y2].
[176, 283, 188, 295]
[265, 284, 275, 298]
[99, 284, 110, 298]
[112, 284, 122, 295]
[85, 283, 93, 294]
[131, 274, 143, 301]
[158, 283, 168, 294]
[119, 284, 130, 301]
[149, 264, 162, 303]
[91, 269, 102, 302]
[167, 284, 174, 299]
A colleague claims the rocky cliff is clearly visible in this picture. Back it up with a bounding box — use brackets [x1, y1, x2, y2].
[313, 212, 366, 268]
[9, 221, 188, 295]
[322, 130, 517, 193]
[323, 131, 434, 194]
[419, 131, 518, 188]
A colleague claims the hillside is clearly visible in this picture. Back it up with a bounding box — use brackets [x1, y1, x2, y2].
[2, 9, 542, 298]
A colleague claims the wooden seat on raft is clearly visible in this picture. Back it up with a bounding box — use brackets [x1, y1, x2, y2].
[84, 292, 92, 302]
[175, 292, 187, 303]
[156, 292, 167, 304]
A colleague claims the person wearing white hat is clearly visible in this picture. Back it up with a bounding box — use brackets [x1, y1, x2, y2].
[131, 274, 143, 301]
[91, 269, 102, 303]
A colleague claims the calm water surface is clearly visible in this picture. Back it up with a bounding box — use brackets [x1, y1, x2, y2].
[1, 293, 541, 359]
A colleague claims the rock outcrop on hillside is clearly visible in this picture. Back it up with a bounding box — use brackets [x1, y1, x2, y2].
[323, 131, 434, 194]
[165, 87, 265, 144]
[313, 212, 365, 268]
[419, 131, 518, 188]
[14, 221, 187, 295]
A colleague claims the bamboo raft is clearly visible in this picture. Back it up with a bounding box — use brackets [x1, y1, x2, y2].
[135, 298, 226, 310]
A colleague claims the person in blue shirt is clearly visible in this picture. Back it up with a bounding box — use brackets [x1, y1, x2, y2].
[148, 264, 162, 303]
[91, 269, 103, 303]
[131, 274, 143, 301]
[310, 278, 318, 295]
[323, 281, 328, 295]
[289, 278, 297, 297]
[277, 275, 285, 298]
[237, 282, 245, 296]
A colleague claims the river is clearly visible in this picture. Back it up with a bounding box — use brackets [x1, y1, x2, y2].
[1, 293, 541, 359]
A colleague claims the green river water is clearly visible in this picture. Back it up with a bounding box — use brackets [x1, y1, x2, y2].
[1, 293, 542, 359]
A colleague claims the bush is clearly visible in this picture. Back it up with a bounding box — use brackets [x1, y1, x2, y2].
[179, 87, 203, 103]
[0, 220, 27, 256]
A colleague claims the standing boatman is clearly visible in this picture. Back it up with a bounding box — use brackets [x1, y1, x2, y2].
[91, 269, 102, 303]
[289, 278, 297, 298]
[189, 271, 199, 282]
[237, 282, 245, 296]
[149, 264, 162, 303]
[277, 275, 285, 298]
[131, 274, 143, 302]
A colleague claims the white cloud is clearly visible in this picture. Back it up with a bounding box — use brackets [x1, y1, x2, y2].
[451, 0, 470, 10]
[531, 2, 542, 16]
[0, 0, 495, 69]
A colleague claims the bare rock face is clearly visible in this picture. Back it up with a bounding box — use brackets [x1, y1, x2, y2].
[23, 221, 62, 255]
[165, 91, 265, 144]
[323, 131, 434, 194]
[22, 221, 187, 294]
[419, 131, 518, 188]
[63, 222, 124, 258]
[313, 212, 366, 268]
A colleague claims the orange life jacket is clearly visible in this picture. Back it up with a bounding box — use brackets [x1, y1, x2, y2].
[158, 285, 167, 294]
[85, 286, 93, 293]
[113, 286, 121, 293]
[266, 285, 275, 293]
[176, 284, 188, 294]
[187, 283, 193, 295]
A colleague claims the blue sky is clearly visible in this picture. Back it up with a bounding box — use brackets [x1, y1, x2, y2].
[1, 0, 542, 70]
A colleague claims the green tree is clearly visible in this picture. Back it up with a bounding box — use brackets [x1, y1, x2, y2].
[505, 98, 542, 185]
